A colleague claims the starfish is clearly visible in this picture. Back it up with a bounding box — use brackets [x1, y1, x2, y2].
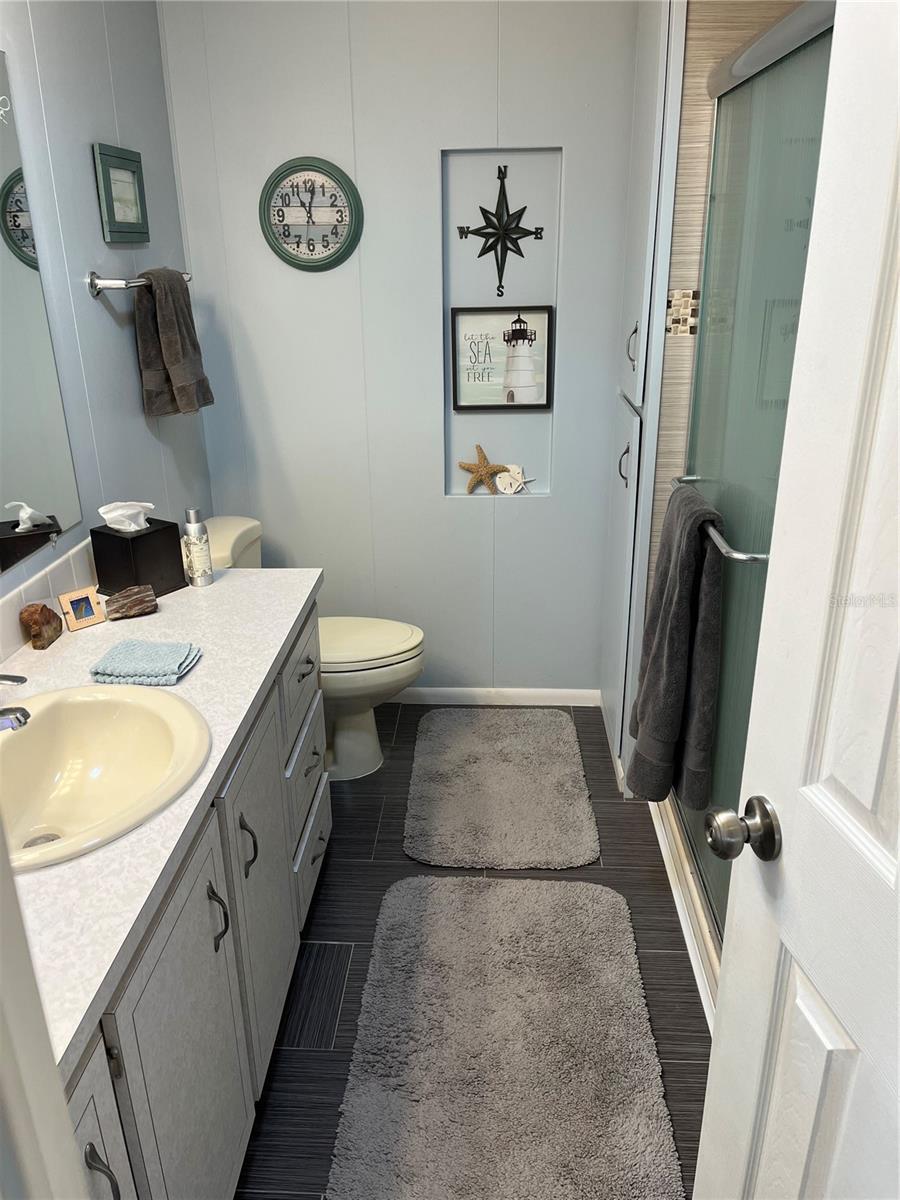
[458, 444, 507, 495]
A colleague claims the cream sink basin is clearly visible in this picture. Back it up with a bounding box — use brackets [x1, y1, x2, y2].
[0, 685, 210, 872]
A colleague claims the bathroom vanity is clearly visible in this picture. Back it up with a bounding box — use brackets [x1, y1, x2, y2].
[6, 568, 327, 1199]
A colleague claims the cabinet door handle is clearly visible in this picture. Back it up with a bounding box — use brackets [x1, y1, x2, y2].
[311, 833, 328, 864]
[238, 812, 259, 878]
[84, 1142, 121, 1200]
[304, 749, 321, 778]
[617, 442, 631, 487]
[626, 321, 638, 369]
[206, 881, 230, 952]
[297, 656, 316, 682]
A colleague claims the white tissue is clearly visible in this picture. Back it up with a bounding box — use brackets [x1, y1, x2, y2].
[98, 501, 155, 532]
[4, 501, 51, 532]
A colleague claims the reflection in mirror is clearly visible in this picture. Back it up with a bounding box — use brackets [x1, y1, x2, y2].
[0, 50, 81, 571]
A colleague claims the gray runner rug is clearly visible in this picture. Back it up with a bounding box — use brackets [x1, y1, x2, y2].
[326, 877, 684, 1200]
[404, 707, 600, 869]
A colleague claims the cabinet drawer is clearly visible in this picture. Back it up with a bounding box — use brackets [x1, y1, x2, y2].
[292, 774, 332, 927]
[284, 690, 326, 843]
[68, 1037, 138, 1200]
[103, 814, 254, 1200]
[279, 606, 320, 760]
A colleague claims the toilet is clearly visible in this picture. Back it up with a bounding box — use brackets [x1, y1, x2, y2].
[205, 517, 424, 781]
[205, 516, 263, 569]
[317, 617, 424, 780]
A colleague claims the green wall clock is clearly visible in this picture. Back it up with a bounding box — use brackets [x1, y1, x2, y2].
[259, 157, 363, 271]
[1, 169, 38, 269]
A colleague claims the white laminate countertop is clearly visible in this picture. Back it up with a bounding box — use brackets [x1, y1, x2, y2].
[2, 568, 323, 1083]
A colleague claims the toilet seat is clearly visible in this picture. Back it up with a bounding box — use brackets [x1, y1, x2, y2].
[319, 617, 424, 673]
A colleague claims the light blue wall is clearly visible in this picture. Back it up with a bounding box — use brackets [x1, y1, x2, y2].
[0, 1, 211, 597]
[162, 1, 637, 688]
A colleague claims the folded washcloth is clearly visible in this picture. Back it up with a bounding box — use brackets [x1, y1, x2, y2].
[91, 640, 202, 686]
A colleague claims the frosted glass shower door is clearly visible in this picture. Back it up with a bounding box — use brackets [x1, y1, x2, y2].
[677, 32, 831, 933]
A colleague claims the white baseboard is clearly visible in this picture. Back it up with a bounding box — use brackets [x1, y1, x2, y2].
[396, 687, 603, 707]
[649, 797, 719, 1030]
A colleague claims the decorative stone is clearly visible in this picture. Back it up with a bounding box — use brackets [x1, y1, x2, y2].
[105, 583, 159, 621]
[19, 602, 63, 650]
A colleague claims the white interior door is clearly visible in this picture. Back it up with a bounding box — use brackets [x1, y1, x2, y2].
[695, 6, 898, 1198]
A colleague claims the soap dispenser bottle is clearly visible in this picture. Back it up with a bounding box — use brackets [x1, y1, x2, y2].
[182, 508, 214, 587]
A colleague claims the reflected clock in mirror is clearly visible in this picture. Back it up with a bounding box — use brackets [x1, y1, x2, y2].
[0, 51, 81, 571]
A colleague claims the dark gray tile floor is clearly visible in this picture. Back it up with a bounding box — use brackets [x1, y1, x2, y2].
[237, 704, 711, 1199]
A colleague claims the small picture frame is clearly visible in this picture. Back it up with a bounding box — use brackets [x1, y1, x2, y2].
[92, 143, 149, 244]
[451, 306, 554, 412]
[58, 586, 106, 632]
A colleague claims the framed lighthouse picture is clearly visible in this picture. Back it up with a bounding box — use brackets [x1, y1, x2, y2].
[451, 306, 554, 412]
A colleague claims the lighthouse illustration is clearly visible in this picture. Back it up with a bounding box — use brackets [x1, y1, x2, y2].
[502, 313, 542, 405]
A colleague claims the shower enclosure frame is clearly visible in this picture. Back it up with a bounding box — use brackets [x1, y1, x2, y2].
[630, 0, 836, 1021]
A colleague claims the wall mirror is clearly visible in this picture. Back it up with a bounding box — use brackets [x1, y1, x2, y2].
[0, 49, 80, 571]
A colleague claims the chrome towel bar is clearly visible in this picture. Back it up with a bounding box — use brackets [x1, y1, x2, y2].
[88, 270, 191, 298]
[671, 476, 770, 564]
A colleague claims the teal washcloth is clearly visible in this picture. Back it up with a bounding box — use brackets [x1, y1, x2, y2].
[90, 640, 202, 686]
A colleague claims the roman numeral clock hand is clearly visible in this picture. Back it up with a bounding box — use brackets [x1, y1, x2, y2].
[457, 164, 544, 298]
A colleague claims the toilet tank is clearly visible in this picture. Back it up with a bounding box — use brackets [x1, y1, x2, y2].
[205, 516, 263, 569]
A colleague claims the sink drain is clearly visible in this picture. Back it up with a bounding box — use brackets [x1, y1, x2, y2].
[23, 832, 61, 848]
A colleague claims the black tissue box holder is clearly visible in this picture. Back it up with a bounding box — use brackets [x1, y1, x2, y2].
[90, 518, 187, 597]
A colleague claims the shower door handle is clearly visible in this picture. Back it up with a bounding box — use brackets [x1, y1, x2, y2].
[705, 795, 782, 862]
[626, 321, 638, 370]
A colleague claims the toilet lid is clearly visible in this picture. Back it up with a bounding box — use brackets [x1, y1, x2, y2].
[205, 516, 262, 569]
[319, 617, 424, 672]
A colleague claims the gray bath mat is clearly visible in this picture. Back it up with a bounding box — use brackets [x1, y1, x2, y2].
[326, 876, 684, 1200]
[404, 707, 599, 868]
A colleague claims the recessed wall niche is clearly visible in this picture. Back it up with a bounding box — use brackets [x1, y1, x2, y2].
[442, 148, 561, 496]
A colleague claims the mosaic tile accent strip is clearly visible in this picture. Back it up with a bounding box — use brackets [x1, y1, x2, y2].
[666, 289, 700, 334]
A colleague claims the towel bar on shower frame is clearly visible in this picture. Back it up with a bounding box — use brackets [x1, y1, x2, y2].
[88, 270, 191, 298]
[670, 476, 770, 564]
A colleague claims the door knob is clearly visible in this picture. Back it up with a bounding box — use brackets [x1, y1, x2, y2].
[704, 795, 782, 862]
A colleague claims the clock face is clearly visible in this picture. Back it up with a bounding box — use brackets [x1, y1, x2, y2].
[259, 157, 363, 272]
[1, 169, 38, 269]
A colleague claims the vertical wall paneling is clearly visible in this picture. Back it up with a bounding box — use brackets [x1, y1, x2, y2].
[162, 0, 641, 688]
[0, 1, 211, 598]
[492, 2, 636, 687]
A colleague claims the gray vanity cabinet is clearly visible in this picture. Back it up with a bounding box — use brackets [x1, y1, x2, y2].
[68, 1037, 138, 1200]
[217, 688, 299, 1093]
[102, 815, 255, 1200]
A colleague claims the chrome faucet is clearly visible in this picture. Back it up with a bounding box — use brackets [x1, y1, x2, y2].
[0, 674, 30, 730]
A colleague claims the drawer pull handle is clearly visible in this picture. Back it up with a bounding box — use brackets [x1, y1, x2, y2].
[626, 320, 638, 369]
[84, 1142, 121, 1200]
[297, 656, 316, 682]
[207, 881, 230, 952]
[311, 832, 327, 864]
[617, 442, 631, 486]
[239, 812, 259, 878]
[304, 749, 321, 778]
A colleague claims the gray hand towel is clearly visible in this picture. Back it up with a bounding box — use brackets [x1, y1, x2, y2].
[134, 268, 214, 416]
[626, 484, 725, 809]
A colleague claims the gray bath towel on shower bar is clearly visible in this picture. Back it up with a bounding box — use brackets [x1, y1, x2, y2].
[135, 268, 214, 416]
[627, 484, 724, 810]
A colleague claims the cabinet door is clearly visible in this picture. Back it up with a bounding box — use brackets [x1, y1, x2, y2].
[618, 0, 668, 400]
[68, 1038, 138, 1200]
[598, 397, 642, 765]
[104, 816, 254, 1200]
[221, 690, 299, 1091]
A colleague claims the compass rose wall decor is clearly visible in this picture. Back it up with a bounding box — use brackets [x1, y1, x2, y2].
[457, 164, 544, 298]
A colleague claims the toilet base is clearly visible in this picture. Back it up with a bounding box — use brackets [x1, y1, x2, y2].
[325, 707, 384, 781]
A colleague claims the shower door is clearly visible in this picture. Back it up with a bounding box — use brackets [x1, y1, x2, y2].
[676, 30, 832, 934]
